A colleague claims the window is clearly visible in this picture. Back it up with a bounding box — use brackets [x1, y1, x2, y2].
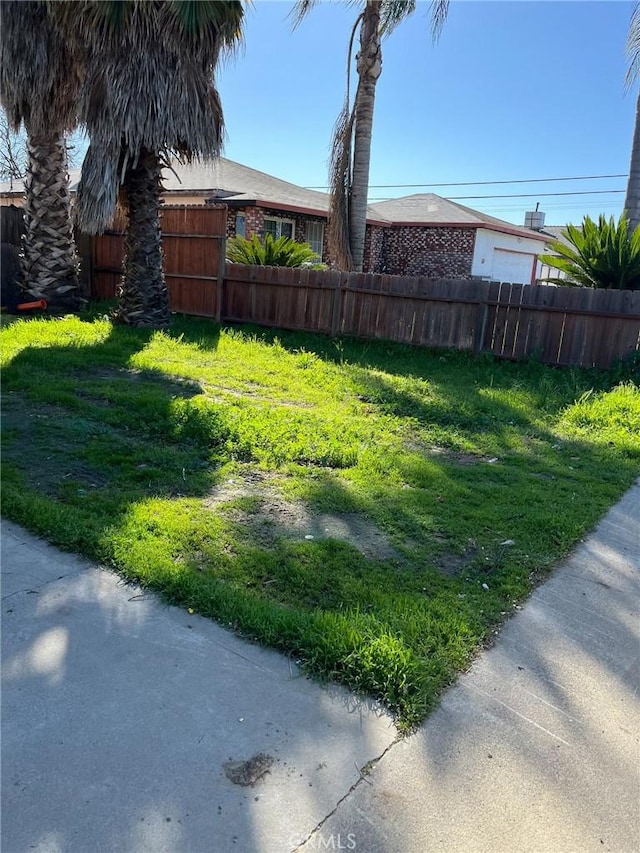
[235, 214, 246, 238]
[263, 217, 294, 240]
[305, 221, 324, 260]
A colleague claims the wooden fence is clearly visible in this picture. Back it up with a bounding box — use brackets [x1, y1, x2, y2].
[0, 204, 25, 245]
[222, 265, 640, 369]
[90, 207, 640, 370]
[91, 205, 227, 318]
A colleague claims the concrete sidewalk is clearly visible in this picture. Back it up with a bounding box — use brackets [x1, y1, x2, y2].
[306, 481, 640, 853]
[2, 480, 639, 853]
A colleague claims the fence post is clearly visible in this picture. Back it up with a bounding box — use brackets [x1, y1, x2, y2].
[215, 235, 226, 322]
[474, 298, 489, 354]
[330, 271, 343, 337]
[75, 230, 93, 300]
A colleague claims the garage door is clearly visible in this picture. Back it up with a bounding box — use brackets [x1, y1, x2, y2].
[492, 249, 535, 284]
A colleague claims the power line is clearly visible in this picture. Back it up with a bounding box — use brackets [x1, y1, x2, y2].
[306, 173, 628, 190]
[478, 203, 623, 213]
[368, 189, 624, 201]
[451, 189, 624, 200]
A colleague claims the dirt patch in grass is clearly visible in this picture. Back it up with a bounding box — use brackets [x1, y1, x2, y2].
[435, 540, 480, 578]
[206, 471, 400, 561]
[76, 366, 202, 395]
[407, 441, 499, 466]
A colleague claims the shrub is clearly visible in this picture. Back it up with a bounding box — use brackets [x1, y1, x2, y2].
[227, 233, 320, 267]
[540, 215, 640, 290]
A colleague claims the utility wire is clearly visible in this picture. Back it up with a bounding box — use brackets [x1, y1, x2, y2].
[450, 189, 624, 200]
[306, 173, 627, 190]
[368, 189, 624, 201]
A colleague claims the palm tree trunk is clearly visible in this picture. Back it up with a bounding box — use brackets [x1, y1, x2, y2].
[116, 147, 170, 328]
[349, 0, 382, 272]
[21, 134, 80, 309]
[625, 92, 640, 234]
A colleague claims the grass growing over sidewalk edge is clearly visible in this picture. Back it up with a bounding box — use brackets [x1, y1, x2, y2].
[2, 311, 639, 730]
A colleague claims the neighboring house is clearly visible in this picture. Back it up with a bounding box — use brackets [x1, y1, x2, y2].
[365, 195, 551, 283]
[0, 169, 82, 207]
[1, 159, 552, 282]
[157, 158, 339, 262]
[535, 225, 571, 284]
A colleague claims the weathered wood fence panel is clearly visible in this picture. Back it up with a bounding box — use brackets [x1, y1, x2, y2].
[220, 265, 640, 369]
[91, 205, 227, 318]
[223, 264, 338, 334]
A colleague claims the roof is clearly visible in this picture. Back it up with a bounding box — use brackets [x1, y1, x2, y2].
[0, 169, 83, 197]
[540, 225, 572, 244]
[0, 160, 552, 242]
[368, 193, 551, 242]
[160, 158, 336, 216]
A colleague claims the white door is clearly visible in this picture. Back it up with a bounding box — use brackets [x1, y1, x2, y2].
[491, 249, 535, 284]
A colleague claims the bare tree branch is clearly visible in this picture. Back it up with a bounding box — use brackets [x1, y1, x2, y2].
[0, 108, 26, 184]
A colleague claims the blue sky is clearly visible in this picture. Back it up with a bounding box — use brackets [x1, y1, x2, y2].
[216, 0, 635, 227]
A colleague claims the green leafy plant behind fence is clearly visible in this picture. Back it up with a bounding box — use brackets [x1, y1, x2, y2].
[226, 233, 321, 268]
[540, 215, 640, 290]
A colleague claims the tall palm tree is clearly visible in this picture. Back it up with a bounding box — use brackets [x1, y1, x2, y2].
[0, 1, 81, 309]
[294, 0, 449, 272]
[58, 1, 243, 328]
[625, 3, 640, 233]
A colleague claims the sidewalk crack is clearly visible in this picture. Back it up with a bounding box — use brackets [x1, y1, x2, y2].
[293, 734, 402, 851]
[2, 566, 89, 602]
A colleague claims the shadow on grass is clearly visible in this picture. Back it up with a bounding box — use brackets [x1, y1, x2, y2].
[2, 319, 223, 553]
[2, 314, 639, 728]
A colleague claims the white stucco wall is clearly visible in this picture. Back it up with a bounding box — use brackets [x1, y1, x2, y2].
[471, 228, 548, 284]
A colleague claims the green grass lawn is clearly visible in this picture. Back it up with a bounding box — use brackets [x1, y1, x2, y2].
[2, 309, 639, 729]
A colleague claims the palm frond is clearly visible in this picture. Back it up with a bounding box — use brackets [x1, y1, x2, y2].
[290, 0, 319, 30]
[163, 1, 244, 59]
[73, 140, 121, 234]
[540, 215, 640, 290]
[327, 98, 355, 271]
[324, 7, 366, 272]
[380, 0, 416, 36]
[428, 0, 450, 43]
[626, 2, 640, 90]
[0, 0, 80, 134]
[227, 233, 320, 267]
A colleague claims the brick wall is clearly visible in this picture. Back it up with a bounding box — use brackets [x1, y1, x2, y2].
[225, 211, 475, 275]
[226, 206, 264, 239]
[226, 205, 329, 261]
[363, 225, 386, 273]
[364, 225, 476, 278]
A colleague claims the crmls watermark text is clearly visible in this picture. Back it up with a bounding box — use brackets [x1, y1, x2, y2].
[289, 833, 357, 850]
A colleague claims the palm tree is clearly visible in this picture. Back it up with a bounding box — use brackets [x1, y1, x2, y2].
[625, 3, 640, 232]
[0, 1, 81, 309]
[58, 1, 243, 328]
[294, 0, 449, 272]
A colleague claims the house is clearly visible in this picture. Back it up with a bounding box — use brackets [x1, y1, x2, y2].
[157, 161, 551, 282]
[0, 170, 80, 207]
[365, 195, 552, 283]
[157, 158, 336, 261]
[1, 158, 552, 283]
[535, 225, 571, 284]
